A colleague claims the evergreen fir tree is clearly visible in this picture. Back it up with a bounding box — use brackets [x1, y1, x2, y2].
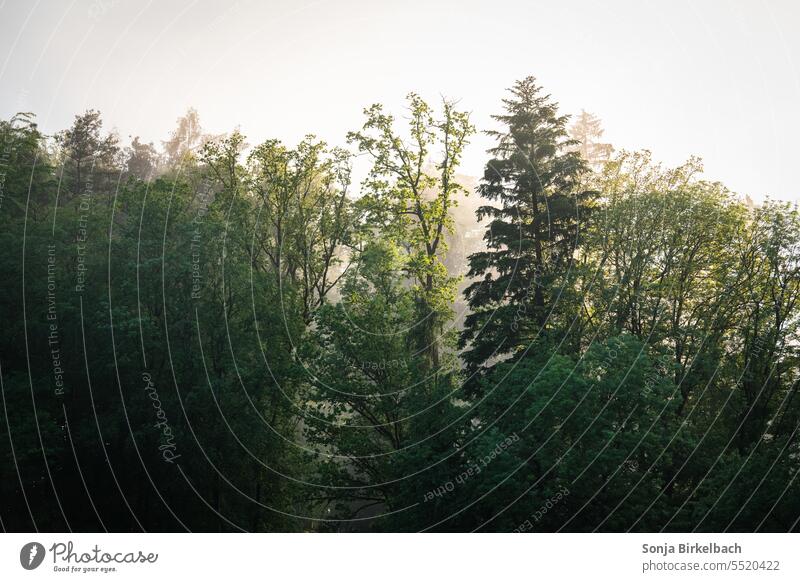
[459, 76, 596, 391]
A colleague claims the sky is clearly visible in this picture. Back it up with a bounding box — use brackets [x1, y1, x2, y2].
[1, 0, 799, 202]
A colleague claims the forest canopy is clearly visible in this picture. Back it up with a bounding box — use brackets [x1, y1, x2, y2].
[1, 76, 798, 533]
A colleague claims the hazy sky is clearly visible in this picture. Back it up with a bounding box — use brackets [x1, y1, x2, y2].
[1, 0, 799, 201]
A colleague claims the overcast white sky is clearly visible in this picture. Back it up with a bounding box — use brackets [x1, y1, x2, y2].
[1, 0, 799, 201]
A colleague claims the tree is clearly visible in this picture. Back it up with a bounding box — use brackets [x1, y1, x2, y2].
[163, 108, 204, 168]
[569, 109, 613, 168]
[125, 136, 159, 180]
[460, 76, 595, 390]
[303, 239, 463, 527]
[56, 109, 120, 199]
[425, 335, 681, 531]
[587, 153, 743, 409]
[730, 201, 800, 449]
[0, 112, 52, 211]
[348, 93, 474, 371]
[246, 136, 355, 322]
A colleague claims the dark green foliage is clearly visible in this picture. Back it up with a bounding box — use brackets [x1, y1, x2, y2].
[460, 77, 596, 390]
[1, 77, 799, 532]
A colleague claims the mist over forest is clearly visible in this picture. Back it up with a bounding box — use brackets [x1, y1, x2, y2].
[1, 76, 799, 533]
